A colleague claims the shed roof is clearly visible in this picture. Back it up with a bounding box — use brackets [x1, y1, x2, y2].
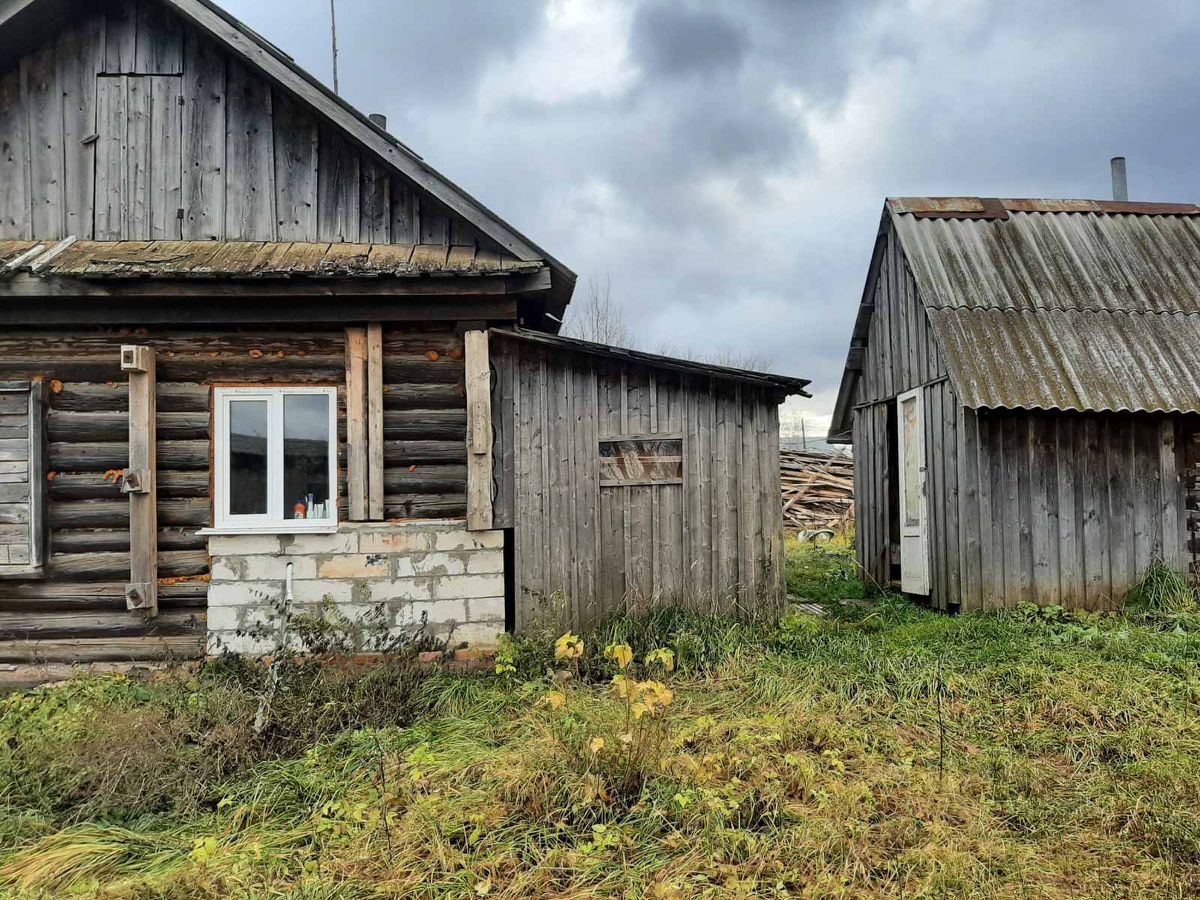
[829, 197, 1200, 440]
[0, 239, 543, 280]
[492, 328, 812, 396]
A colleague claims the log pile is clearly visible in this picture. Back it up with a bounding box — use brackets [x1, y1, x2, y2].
[781, 449, 854, 533]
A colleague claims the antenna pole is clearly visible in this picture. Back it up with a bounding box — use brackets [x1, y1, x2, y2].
[330, 0, 340, 94]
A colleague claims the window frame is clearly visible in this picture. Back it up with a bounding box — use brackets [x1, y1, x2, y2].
[597, 432, 685, 487]
[209, 386, 339, 535]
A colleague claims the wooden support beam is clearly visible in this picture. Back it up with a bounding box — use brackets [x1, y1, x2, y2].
[345, 327, 369, 521]
[464, 330, 493, 531]
[27, 379, 46, 571]
[366, 323, 385, 520]
[120, 345, 157, 616]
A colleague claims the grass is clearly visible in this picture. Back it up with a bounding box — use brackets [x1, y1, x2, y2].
[1, 544, 1200, 897]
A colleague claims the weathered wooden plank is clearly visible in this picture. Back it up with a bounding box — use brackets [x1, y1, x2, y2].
[48, 410, 209, 442]
[382, 494, 466, 520]
[1107, 416, 1134, 604]
[104, 0, 137, 73]
[0, 577, 206, 605]
[390, 179, 419, 243]
[0, 69, 31, 239]
[344, 327, 368, 521]
[125, 75, 152, 238]
[94, 77, 128, 239]
[51, 527, 203, 554]
[182, 30, 226, 240]
[317, 126, 359, 242]
[1056, 416, 1084, 606]
[360, 159, 390, 243]
[224, 59, 275, 239]
[52, 382, 210, 413]
[273, 90, 318, 241]
[940, 386, 961, 606]
[22, 45, 64, 238]
[134, 0, 184, 75]
[123, 345, 158, 614]
[148, 76, 184, 240]
[58, 17, 105, 240]
[50, 470, 208, 500]
[1029, 414, 1059, 606]
[0, 634, 203, 663]
[51, 549, 202, 580]
[50, 498, 209, 529]
[1160, 420, 1183, 572]
[50, 440, 208, 471]
[1082, 417, 1109, 607]
[367, 323, 385, 520]
[1133, 418, 1158, 576]
[0, 608, 201, 641]
[464, 330, 493, 531]
[977, 412, 1002, 608]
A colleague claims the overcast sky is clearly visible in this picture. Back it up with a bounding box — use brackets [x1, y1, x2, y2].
[222, 0, 1200, 430]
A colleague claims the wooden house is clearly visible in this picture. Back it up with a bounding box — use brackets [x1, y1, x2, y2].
[0, 0, 808, 667]
[829, 197, 1200, 612]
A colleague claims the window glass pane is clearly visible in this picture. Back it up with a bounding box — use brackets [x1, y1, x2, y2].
[284, 393, 331, 520]
[229, 400, 268, 515]
[599, 439, 683, 485]
[902, 396, 920, 527]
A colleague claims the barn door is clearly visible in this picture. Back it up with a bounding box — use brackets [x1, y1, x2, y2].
[897, 389, 930, 594]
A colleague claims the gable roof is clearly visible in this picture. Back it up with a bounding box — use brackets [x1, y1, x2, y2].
[0, 0, 576, 322]
[829, 197, 1200, 440]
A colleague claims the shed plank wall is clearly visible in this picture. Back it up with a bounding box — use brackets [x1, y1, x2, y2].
[958, 409, 1184, 611]
[0, 0, 497, 250]
[0, 324, 468, 661]
[493, 338, 784, 632]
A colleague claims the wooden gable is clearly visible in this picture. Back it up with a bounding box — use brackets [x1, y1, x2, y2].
[0, 0, 498, 249]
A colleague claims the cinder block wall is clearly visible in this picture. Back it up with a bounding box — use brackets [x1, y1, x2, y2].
[206, 522, 505, 656]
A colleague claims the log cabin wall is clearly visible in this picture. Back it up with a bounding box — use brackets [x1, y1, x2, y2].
[0, 323, 468, 662]
[492, 336, 785, 632]
[0, 0, 496, 249]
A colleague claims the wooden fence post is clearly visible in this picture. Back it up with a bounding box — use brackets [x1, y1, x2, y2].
[121, 345, 157, 616]
[465, 330, 493, 531]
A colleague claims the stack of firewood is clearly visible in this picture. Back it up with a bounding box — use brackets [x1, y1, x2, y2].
[781, 449, 854, 533]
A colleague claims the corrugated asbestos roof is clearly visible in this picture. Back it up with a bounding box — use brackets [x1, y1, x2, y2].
[926, 308, 1200, 413]
[0, 239, 543, 279]
[891, 206, 1200, 314]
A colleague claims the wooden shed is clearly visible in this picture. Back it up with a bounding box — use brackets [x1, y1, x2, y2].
[0, 0, 808, 668]
[829, 197, 1200, 612]
[490, 330, 809, 630]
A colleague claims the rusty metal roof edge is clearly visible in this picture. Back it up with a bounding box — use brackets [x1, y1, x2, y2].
[888, 196, 1200, 220]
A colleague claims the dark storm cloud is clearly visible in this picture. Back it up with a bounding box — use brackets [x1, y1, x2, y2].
[630, 3, 747, 78]
[220, 0, 1200, 427]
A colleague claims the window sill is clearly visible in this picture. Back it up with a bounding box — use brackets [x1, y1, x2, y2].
[197, 524, 340, 537]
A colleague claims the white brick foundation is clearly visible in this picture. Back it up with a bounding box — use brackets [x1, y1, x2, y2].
[206, 521, 505, 656]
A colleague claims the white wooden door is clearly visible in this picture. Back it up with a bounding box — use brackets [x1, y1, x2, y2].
[897, 388, 930, 594]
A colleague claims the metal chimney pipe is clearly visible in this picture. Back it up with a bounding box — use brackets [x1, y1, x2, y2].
[1111, 157, 1128, 201]
[369, 113, 388, 130]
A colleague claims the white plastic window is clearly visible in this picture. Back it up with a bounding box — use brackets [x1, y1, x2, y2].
[213, 387, 338, 533]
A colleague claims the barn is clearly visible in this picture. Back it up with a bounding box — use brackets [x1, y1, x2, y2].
[0, 0, 807, 669]
[829, 197, 1200, 612]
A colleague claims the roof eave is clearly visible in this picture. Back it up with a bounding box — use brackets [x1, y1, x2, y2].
[492, 327, 812, 396]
